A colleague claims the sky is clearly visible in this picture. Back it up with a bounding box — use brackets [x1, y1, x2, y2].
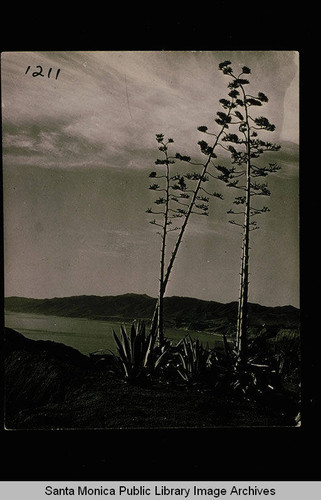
[2, 51, 299, 307]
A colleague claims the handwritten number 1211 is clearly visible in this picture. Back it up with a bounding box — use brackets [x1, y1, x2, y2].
[25, 66, 61, 79]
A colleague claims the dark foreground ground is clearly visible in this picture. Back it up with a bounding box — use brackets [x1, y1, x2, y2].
[4, 327, 299, 430]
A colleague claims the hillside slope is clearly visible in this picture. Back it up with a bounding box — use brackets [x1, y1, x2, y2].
[4, 327, 298, 430]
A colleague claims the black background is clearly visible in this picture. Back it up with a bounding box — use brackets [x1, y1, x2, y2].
[0, 3, 318, 482]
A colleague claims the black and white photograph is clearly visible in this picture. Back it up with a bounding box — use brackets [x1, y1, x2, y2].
[2, 51, 300, 432]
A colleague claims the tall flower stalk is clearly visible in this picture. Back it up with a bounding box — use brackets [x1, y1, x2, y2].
[147, 85, 238, 342]
[217, 61, 281, 362]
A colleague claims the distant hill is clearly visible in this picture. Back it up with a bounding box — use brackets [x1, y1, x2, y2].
[4, 294, 300, 331]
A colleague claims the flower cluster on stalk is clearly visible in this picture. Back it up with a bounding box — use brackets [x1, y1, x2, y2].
[210, 61, 282, 231]
[146, 135, 212, 234]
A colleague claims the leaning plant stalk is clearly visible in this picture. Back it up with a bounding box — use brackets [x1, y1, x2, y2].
[157, 150, 171, 342]
[151, 103, 235, 336]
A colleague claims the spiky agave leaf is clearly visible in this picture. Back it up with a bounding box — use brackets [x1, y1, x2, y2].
[130, 323, 140, 372]
[113, 329, 131, 378]
[143, 317, 158, 367]
[174, 336, 212, 383]
[120, 325, 132, 364]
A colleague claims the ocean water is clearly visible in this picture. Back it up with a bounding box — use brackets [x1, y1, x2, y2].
[5, 312, 224, 355]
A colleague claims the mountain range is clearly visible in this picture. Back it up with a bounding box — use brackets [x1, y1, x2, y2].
[4, 294, 300, 332]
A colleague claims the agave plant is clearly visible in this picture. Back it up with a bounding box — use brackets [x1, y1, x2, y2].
[220, 332, 286, 398]
[174, 336, 214, 385]
[112, 320, 169, 382]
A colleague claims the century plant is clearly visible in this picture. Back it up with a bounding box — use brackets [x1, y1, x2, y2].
[174, 336, 214, 385]
[147, 86, 239, 342]
[215, 61, 281, 363]
[147, 135, 190, 342]
[112, 319, 168, 382]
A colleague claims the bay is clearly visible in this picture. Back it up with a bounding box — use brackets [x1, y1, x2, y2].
[5, 311, 225, 355]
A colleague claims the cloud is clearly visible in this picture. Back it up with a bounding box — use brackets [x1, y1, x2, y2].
[2, 51, 299, 173]
[2, 118, 107, 168]
[280, 52, 299, 143]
